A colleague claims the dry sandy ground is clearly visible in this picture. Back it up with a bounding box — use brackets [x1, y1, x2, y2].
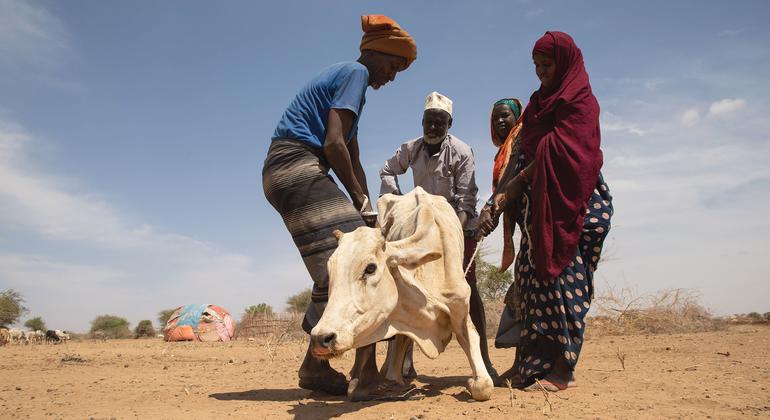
[1, 325, 769, 419]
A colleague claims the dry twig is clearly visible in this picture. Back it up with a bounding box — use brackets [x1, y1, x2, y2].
[533, 379, 553, 414]
[505, 379, 515, 407]
[616, 347, 626, 370]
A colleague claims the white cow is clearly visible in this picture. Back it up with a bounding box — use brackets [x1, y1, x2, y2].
[55, 330, 71, 342]
[24, 330, 44, 344]
[310, 187, 493, 401]
[8, 328, 26, 345]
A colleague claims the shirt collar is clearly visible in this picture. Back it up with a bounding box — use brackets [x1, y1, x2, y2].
[419, 134, 452, 156]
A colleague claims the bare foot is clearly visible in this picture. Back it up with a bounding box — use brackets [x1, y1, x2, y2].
[348, 377, 417, 401]
[524, 373, 576, 392]
[494, 367, 525, 388]
[525, 378, 567, 392]
[298, 371, 347, 395]
[298, 343, 348, 395]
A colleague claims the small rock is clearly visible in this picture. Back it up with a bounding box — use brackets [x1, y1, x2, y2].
[163, 366, 168, 370]
[124, 364, 129, 368]
[15, 387, 21, 391]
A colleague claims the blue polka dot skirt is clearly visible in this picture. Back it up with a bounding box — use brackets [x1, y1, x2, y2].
[511, 172, 613, 383]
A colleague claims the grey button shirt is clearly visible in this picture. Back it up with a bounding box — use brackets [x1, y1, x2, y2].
[379, 134, 479, 218]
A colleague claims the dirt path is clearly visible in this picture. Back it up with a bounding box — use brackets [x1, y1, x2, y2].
[1, 326, 768, 419]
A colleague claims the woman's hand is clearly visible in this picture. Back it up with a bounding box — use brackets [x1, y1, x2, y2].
[476, 205, 500, 239]
[498, 176, 526, 212]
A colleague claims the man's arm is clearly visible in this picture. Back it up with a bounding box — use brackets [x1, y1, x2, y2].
[347, 134, 370, 209]
[379, 142, 411, 196]
[454, 152, 478, 230]
[323, 108, 370, 211]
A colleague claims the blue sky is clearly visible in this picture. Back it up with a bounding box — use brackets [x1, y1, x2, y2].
[1, 0, 768, 331]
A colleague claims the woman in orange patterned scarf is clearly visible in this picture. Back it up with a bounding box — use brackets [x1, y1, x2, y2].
[477, 98, 525, 382]
[478, 97, 525, 271]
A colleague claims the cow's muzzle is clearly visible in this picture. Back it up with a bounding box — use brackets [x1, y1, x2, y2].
[310, 332, 338, 358]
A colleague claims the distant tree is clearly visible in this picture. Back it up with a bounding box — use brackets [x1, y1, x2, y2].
[245, 303, 273, 317]
[134, 320, 156, 338]
[747, 312, 763, 322]
[90, 315, 131, 339]
[286, 289, 312, 313]
[24, 316, 46, 332]
[474, 246, 514, 301]
[764, 312, 770, 322]
[157, 308, 177, 327]
[0, 289, 28, 327]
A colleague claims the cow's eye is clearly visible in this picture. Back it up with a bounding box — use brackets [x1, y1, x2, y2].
[364, 263, 377, 275]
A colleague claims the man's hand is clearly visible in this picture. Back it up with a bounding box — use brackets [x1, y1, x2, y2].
[355, 194, 373, 213]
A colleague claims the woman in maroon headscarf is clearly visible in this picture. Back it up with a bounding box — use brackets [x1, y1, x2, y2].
[477, 31, 613, 391]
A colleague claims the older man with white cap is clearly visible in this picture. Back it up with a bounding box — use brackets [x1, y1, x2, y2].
[379, 91, 498, 379]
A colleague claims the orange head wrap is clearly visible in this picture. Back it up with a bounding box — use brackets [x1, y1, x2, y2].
[360, 15, 417, 69]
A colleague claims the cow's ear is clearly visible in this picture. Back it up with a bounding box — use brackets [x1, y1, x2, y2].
[386, 247, 441, 270]
[332, 229, 345, 241]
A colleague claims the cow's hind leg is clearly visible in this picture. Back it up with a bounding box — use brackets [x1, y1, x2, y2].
[452, 314, 493, 401]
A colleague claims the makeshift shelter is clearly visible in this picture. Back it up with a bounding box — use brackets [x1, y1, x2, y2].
[164, 304, 235, 342]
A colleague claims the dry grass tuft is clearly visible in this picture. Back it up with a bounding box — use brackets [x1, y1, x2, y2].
[588, 287, 725, 336]
[616, 347, 626, 370]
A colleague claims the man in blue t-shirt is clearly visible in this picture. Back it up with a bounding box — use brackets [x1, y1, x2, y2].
[262, 15, 416, 397]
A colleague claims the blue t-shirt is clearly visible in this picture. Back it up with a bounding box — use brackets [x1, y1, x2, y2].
[272, 62, 369, 149]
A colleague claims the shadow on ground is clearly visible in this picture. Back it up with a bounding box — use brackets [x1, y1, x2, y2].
[210, 375, 478, 418]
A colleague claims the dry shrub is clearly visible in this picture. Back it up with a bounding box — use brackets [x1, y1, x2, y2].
[482, 298, 506, 339]
[726, 312, 770, 325]
[235, 311, 305, 341]
[588, 287, 725, 336]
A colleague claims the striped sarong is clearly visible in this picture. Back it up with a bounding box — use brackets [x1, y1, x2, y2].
[262, 139, 365, 333]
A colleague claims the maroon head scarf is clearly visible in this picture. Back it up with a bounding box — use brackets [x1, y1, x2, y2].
[520, 31, 603, 281]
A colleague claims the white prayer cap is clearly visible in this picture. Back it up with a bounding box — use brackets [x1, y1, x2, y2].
[424, 91, 452, 117]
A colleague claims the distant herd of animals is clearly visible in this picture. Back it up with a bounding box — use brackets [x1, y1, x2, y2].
[0, 327, 72, 345]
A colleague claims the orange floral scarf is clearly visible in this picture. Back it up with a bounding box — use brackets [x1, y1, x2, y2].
[490, 98, 523, 271]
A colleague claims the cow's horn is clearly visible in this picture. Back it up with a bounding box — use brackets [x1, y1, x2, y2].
[332, 229, 345, 241]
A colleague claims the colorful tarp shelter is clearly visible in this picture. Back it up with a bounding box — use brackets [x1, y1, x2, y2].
[163, 304, 235, 342]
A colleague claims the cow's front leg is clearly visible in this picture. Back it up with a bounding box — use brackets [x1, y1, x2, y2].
[380, 334, 412, 384]
[452, 315, 494, 401]
[347, 343, 379, 399]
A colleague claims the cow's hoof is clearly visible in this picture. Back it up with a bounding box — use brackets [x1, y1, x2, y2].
[467, 376, 493, 401]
